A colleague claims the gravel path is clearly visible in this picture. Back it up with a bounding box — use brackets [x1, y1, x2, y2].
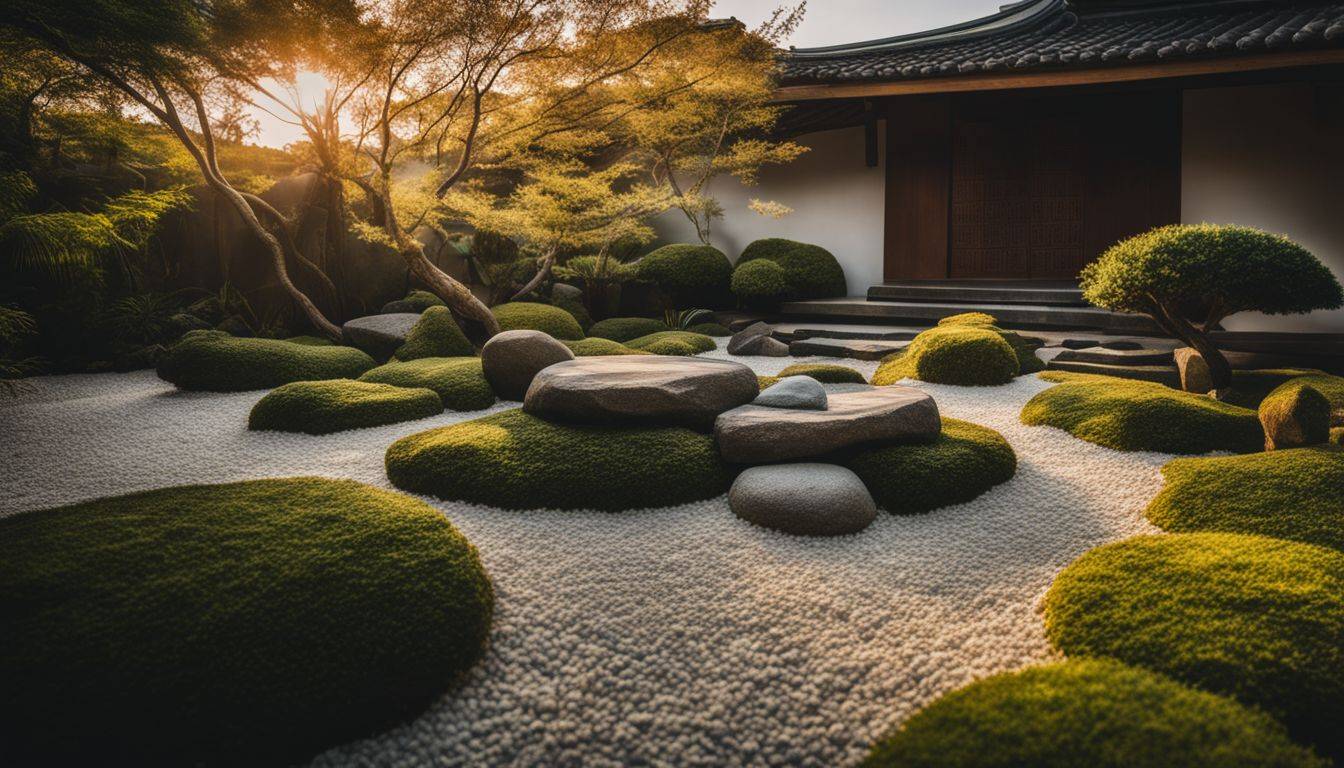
[0, 345, 1167, 767]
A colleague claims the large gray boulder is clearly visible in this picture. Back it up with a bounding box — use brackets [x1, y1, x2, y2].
[481, 330, 575, 401]
[754, 376, 827, 410]
[716, 385, 940, 463]
[729, 463, 876, 536]
[523, 356, 758, 429]
[341, 313, 420, 361]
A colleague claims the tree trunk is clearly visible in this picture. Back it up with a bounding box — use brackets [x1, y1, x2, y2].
[1147, 301, 1234, 393]
[511, 252, 556, 302]
[405, 244, 501, 338]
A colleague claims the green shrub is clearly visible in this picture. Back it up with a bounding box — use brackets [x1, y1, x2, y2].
[0, 478, 493, 766]
[937, 311, 997, 327]
[635, 244, 733, 307]
[1044, 532, 1344, 760]
[358, 357, 495, 411]
[1021, 375, 1264, 454]
[400, 290, 447, 312]
[730, 258, 790, 305]
[385, 408, 733, 511]
[562, 338, 651, 357]
[776, 363, 867, 384]
[862, 659, 1325, 768]
[394, 306, 475, 360]
[156, 330, 376, 392]
[872, 326, 1019, 386]
[737, 238, 846, 298]
[624, 330, 716, 356]
[686, 322, 730, 337]
[1146, 448, 1344, 551]
[552, 294, 593, 331]
[931, 312, 1044, 373]
[248, 379, 443, 435]
[490, 301, 584, 340]
[846, 418, 1015, 514]
[587, 316, 670, 342]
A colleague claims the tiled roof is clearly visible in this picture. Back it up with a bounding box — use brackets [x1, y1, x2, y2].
[780, 0, 1344, 85]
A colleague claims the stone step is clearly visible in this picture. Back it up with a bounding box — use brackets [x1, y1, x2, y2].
[868, 281, 1087, 307]
[1052, 347, 1175, 366]
[780, 298, 1162, 334]
[788, 337, 911, 361]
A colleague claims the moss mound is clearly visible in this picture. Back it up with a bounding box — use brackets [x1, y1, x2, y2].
[1146, 447, 1344, 550]
[635, 243, 733, 306]
[737, 238, 846, 298]
[1221, 368, 1324, 408]
[937, 311, 997, 327]
[248, 379, 443, 435]
[1259, 381, 1332, 449]
[0, 478, 493, 766]
[845, 417, 1016, 514]
[1021, 375, 1264, 454]
[625, 330, 717, 355]
[1044, 532, 1344, 759]
[394, 306, 475, 360]
[587, 316, 671, 342]
[491, 301, 583, 340]
[551, 294, 593, 331]
[283, 334, 333, 346]
[730, 258, 790, 305]
[862, 659, 1325, 768]
[358, 357, 495, 411]
[873, 326, 1019, 386]
[388, 290, 446, 313]
[686, 322, 730, 336]
[156, 330, 376, 392]
[562, 337, 651, 356]
[385, 408, 733, 511]
[776, 362, 866, 384]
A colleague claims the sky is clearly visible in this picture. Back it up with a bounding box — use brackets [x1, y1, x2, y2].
[249, 0, 1003, 148]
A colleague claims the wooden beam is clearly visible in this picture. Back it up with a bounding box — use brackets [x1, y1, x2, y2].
[774, 49, 1344, 102]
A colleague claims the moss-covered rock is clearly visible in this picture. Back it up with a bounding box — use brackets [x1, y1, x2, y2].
[737, 238, 846, 299]
[562, 337, 651, 356]
[1044, 532, 1344, 760]
[385, 408, 734, 511]
[862, 659, 1325, 768]
[491, 301, 584, 340]
[635, 244, 733, 307]
[248, 379, 443, 435]
[1021, 375, 1264, 454]
[1146, 447, 1344, 551]
[394, 306, 475, 360]
[932, 312, 1043, 373]
[624, 330, 717, 355]
[156, 330, 376, 392]
[1259, 379, 1334, 449]
[587, 316, 671, 342]
[730, 258, 790, 305]
[845, 417, 1015, 514]
[776, 363, 867, 384]
[0, 478, 493, 766]
[873, 326, 1019, 386]
[686, 322, 730, 337]
[358, 357, 496, 411]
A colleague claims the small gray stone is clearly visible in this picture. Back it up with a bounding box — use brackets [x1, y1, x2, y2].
[729, 463, 876, 536]
[341, 313, 420, 360]
[481, 330, 575, 401]
[727, 322, 775, 355]
[754, 376, 827, 410]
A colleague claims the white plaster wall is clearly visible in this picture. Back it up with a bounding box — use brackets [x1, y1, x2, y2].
[1182, 83, 1344, 332]
[652, 124, 886, 296]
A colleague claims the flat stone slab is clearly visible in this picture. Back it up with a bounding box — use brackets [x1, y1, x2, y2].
[1045, 359, 1181, 387]
[341, 313, 420, 360]
[1053, 347, 1174, 366]
[730, 463, 876, 536]
[524, 356, 759, 429]
[715, 386, 940, 464]
[788, 338, 910, 361]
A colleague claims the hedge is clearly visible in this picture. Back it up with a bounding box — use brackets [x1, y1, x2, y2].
[156, 330, 375, 392]
[248, 379, 443, 434]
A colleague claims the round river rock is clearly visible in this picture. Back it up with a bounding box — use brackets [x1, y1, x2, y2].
[730, 463, 877, 536]
[481, 330, 575, 401]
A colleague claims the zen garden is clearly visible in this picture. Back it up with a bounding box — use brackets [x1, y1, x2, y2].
[4, 0, 1344, 765]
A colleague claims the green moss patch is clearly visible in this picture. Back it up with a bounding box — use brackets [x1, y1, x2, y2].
[491, 301, 584, 340]
[1022, 375, 1263, 454]
[686, 322, 730, 337]
[358, 357, 495, 411]
[0, 478, 493, 766]
[936, 311, 997, 327]
[385, 408, 733, 511]
[156, 330, 376, 392]
[563, 337, 651, 356]
[1146, 448, 1344, 551]
[873, 326, 1019, 386]
[737, 238, 846, 298]
[624, 330, 716, 355]
[845, 417, 1016, 514]
[1044, 532, 1344, 759]
[776, 362, 867, 384]
[248, 379, 443, 435]
[586, 316, 671, 342]
[394, 306, 475, 360]
[862, 659, 1325, 768]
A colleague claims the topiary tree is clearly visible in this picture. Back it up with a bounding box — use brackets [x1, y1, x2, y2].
[731, 258, 790, 308]
[1081, 224, 1343, 393]
[737, 238, 847, 299]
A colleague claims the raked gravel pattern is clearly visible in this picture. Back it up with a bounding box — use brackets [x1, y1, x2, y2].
[0, 342, 1168, 767]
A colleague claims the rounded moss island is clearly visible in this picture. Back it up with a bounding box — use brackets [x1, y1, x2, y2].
[1146, 447, 1344, 551]
[491, 301, 584, 340]
[0, 478, 494, 766]
[385, 408, 733, 511]
[248, 379, 443, 434]
[563, 337, 650, 356]
[873, 325, 1019, 386]
[624, 330, 717, 355]
[845, 417, 1016, 514]
[156, 330, 376, 392]
[862, 659, 1326, 768]
[358, 356, 496, 411]
[586, 316, 670, 342]
[1044, 532, 1344, 760]
[776, 362, 867, 384]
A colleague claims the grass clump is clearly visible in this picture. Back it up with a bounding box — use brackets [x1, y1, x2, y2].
[394, 306, 475, 360]
[737, 238, 846, 298]
[562, 337, 651, 356]
[587, 316, 671, 342]
[1146, 447, 1344, 551]
[156, 330, 375, 392]
[248, 379, 443, 435]
[862, 659, 1325, 768]
[385, 408, 733, 511]
[624, 330, 716, 355]
[491, 301, 583, 340]
[873, 326, 1019, 386]
[0, 478, 493, 766]
[358, 357, 495, 411]
[1022, 375, 1264, 454]
[845, 417, 1016, 514]
[776, 362, 866, 384]
[1044, 532, 1344, 760]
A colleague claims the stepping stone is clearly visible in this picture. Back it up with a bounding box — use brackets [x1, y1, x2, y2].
[790, 328, 919, 342]
[730, 463, 876, 536]
[788, 337, 910, 361]
[341, 313, 420, 361]
[1053, 347, 1174, 366]
[1059, 338, 1100, 350]
[481, 330, 575, 401]
[715, 386, 940, 464]
[523, 356, 758, 429]
[728, 322, 788, 356]
[754, 376, 827, 410]
[1045, 359, 1181, 387]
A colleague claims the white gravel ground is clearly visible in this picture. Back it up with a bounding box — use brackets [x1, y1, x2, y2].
[0, 343, 1168, 767]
